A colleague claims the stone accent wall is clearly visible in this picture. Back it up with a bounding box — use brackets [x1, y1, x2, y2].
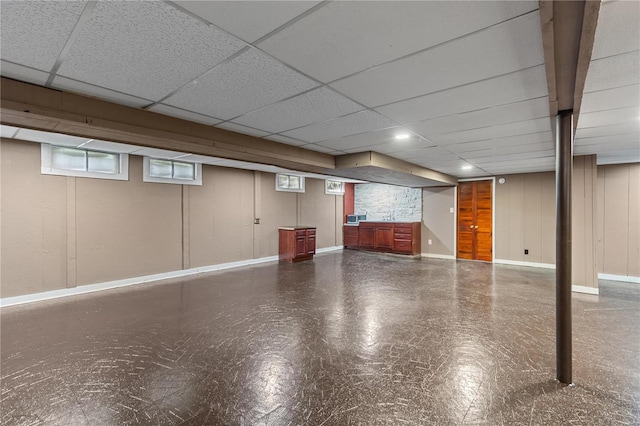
[354, 183, 422, 222]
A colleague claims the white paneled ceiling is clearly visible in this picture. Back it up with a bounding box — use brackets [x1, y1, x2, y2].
[1, 0, 638, 180]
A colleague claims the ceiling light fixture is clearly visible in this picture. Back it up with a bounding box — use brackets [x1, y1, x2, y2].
[395, 133, 411, 140]
[462, 165, 473, 170]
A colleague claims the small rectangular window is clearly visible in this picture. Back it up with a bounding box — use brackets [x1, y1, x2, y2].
[276, 173, 305, 193]
[144, 157, 202, 185]
[42, 144, 128, 181]
[325, 180, 345, 195]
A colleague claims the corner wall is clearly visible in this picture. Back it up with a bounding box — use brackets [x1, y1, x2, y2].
[421, 187, 456, 257]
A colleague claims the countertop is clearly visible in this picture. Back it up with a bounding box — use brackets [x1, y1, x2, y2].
[278, 226, 316, 231]
[345, 221, 418, 225]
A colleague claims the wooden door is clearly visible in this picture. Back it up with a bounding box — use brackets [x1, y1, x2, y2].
[457, 181, 492, 261]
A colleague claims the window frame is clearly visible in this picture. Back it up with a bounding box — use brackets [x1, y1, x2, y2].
[275, 173, 306, 193]
[325, 180, 345, 195]
[143, 157, 202, 186]
[41, 144, 129, 181]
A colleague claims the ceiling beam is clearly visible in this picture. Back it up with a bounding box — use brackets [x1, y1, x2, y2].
[539, 0, 601, 126]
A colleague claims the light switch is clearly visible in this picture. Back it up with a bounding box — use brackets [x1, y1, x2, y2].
[449, 207, 454, 213]
[428, 239, 432, 245]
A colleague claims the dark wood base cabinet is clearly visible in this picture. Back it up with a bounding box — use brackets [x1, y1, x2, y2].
[343, 222, 421, 256]
[279, 227, 316, 262]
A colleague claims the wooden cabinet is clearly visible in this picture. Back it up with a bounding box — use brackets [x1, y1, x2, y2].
[343, 225, 359, 247]
[359, 222, 375, 248]
[279, 227, 316, 262]
[343, 222, 421, 256]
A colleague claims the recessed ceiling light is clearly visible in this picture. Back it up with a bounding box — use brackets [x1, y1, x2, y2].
[395, 133, 411, 140]
[462, 165, 473, 170]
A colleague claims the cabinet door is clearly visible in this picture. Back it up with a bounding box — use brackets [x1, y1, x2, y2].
[306, 229, 316, 255]
[359, 225, 374, 248]
[296, 236, 306, 256]
[375, 225, 394, 250]
[343, 226, 359, 246]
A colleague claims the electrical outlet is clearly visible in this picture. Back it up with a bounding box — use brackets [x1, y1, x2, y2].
[428, 239, 432, 245]
[254, 218, 260, 224]
[524, 249, 529, 255]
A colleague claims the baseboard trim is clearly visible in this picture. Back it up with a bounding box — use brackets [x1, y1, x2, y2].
[316, 246, 343, 254]
[572, 285, 599, 295]
[493, 259, 556, 269]
[421, 253, 456, 260]
[0, 255, 282, 308]
[598, 273, 640, 284]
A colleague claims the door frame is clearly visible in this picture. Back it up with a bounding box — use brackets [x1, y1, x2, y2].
[455, 177, 496, 262]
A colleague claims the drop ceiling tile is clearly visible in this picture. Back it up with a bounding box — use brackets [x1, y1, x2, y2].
[390, 146, 458, 162]
[575, 132, 639, 147]
[331, 11, 544, 107]
[580, 84, 640, 114]
[597, 150, 640, 165]
[575, 122, 640, 139]
[576, 106, 640, 129]
[164, 48, 318, 120]
[14, 129, 91, 147]
[583, 50, 640, 93]
[259, 1, 538, 82]
[265, 135, 307, 146]
[148, 104, 222, 126]
[575, 139, 640, 155]
[1, 125, 19, 139]
[0, 61, 50, 86]
[591, 0, 640, 60]
[232, 87, 363, 134]
[407, 97, 550, 138]
[450, 132, 553, 153]
[282, 110, 397, 143]
[376, 65, 549, 124]
[431, 117, 551, 146]
[469, 149, 556, 164]
[315, 127, 431, 152]
[460, 142, 554, 159]
[175, 1, 322, 43]
[57, 1, 246, 101]
[51, 77, 153, 109]
[216, 123, 269, 137]
[0, 1, 85, 71]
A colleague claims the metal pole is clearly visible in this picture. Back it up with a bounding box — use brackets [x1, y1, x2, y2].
[556, 110, 573, 385]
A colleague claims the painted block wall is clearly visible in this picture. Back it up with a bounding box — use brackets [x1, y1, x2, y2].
[354, 183, 421, 222]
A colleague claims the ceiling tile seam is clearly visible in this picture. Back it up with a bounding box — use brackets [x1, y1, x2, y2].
[422, 118, 552, 142]
[45, 0, 98, 87]
[443, 131, 554, 148]
[576, 132, 640, 141]
[153, 105, 223, 123]
[370, 63, 546, 111]
[143, 46, 252, 109]
[45, 74, 155, 104]
[218, 85, 328, 124]
[583, 82, 640, 95]
[277, 118, 404, 143]
[579, 104, 640, 117]
[1, 59, 51, 75]
[252, 1, 333, 46]
[402, 95, 551, 128]
[324, 8, 542, 87]
[589, 48, 640, 64]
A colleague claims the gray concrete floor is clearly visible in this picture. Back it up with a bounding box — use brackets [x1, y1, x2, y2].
[1, 250, 639, 425]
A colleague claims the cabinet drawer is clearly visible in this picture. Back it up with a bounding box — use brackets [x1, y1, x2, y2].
[394, 223, 413, 229]
[306, 229, 316, 236]
[394, 228, 412, 236]
[296, 230, 306, 237]
[394, 239, 413, 252]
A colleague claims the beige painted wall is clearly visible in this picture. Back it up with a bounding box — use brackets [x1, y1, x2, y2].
[421, 187, 456, 256]
[572, 155, 597, 288]
[75, 156, 183, 285]
[494, 172, 556, 264]
[1, 139, 344, 298]
[1, 140, 68, 297]
[597, 163, 640, 278]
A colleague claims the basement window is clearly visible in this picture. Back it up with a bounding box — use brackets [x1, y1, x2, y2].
[41, 144, 129, 181]
[325, 180, 345, 195]
[143, 157, 202, 185]
[276, 173, 305, 193]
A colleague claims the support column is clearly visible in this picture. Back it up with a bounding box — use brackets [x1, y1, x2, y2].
[556, 110, 573, 385]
